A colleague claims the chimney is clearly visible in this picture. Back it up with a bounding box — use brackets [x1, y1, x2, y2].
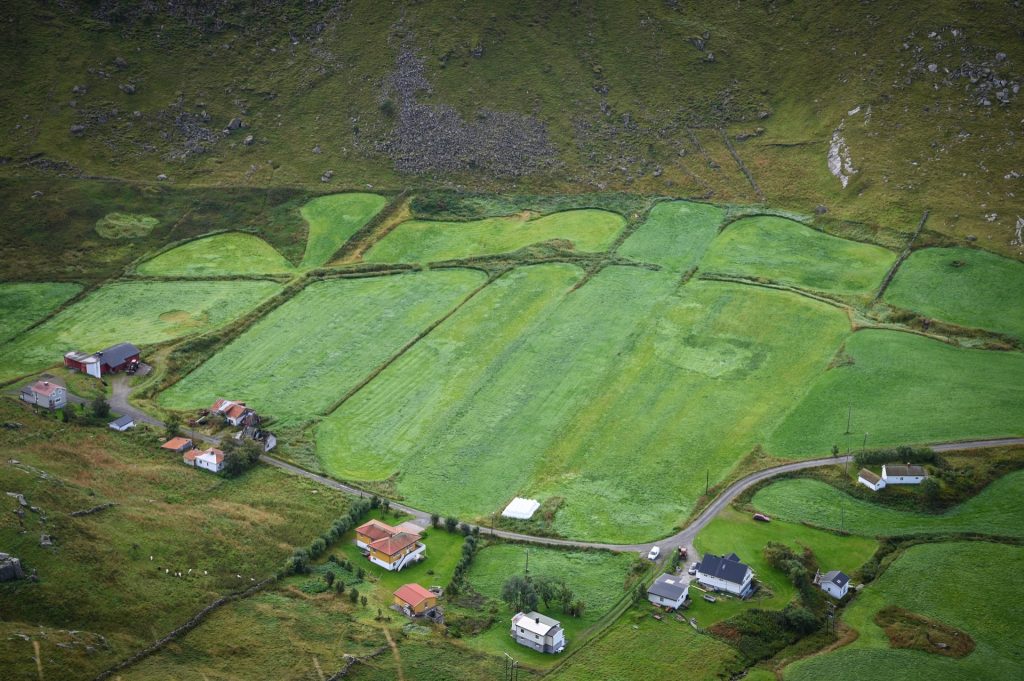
[535, 616, 540, 624]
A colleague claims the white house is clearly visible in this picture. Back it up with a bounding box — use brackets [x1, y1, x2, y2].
[857, 468, 886, 492]
[882, 464, 927, 485]
[210, 399, 254, 427]
[818, 570, 851, 599]
[20, 381, 67, 409]
[696, 552, 754, 597]
[647, 573, 689, 610]
[108, 415, 135, 431]
[183, 447, 225, 473]
[511, 611, 566, 654]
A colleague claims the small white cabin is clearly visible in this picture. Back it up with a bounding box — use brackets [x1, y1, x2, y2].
[647, 573, 689, 610]
[882, 464, 927, 485]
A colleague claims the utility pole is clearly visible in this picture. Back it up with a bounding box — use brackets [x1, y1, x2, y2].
[863, 432, 869, 450]
[525, 548, 529, 579]
[503, 653, 519, 681]
[706, 469, 709, 495]
[845, 405, 852, 434]
[840, 502, 845, 534]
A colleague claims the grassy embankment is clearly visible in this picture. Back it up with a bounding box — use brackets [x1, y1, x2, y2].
[135, 232, 296, 276]
[0, 282, 82, 343]
[299, 192, 388, 268]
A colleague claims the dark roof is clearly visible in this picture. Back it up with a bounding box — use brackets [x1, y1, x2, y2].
[98, 342, 140, 367]
[858, 468, 881, 484]
[648, 573, 688, 601]
[109, 415, 134, 427]
[823, 570, 850, 587]
[884, 464, 927, 477]
[698, 552, 751, 586]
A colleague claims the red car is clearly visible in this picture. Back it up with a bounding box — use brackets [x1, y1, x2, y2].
[752, 513, 771, 522]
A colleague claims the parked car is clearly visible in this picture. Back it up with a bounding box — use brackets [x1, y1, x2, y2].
[753, 513, 772, 522]
[687, 563, 698, 575]
[647, 546, 661, 560]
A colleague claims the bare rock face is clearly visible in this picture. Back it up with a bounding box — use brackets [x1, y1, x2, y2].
[243, 134, 254, 146]
[0, 553, 25, 582]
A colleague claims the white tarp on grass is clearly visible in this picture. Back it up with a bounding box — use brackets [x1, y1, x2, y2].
[502, 497, 541, 520]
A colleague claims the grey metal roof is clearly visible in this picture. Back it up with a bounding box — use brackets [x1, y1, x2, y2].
[98, 342, 140, 367]
[698, 552, 751, 586]
[823, 570, 850, 587]
[884, 464, 926, 477]
[109, 415, 134, 427]
[513, 611, 561, 636]
[648, 573, 688, 601]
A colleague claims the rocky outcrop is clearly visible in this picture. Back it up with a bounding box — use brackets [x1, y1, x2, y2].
[0, 553, 25, 581]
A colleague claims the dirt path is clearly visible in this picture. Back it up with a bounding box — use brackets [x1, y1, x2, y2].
[380, 626, 404, 681]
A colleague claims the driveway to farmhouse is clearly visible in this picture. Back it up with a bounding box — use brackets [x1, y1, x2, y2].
[87, 379, 1024, 554]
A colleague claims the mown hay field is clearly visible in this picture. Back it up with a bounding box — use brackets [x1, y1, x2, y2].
[751, 472, 1024, 538]
[299, 192, 387, 268]
[136, 232, 295, 276]
[0, 280, 282, 381]
[363, 209, 626, 263]
[766, 329, 1024, 457]
[783, 542, 1024, 681]
[319, 265, 850, 543]
[885, 247, 1024, 341]
[700, 216, 897, 296]
[617, 200, 726, 271]
[0, 281, 81, 344]
[0, 400, 349, 681]
[159, 270, 484, 423]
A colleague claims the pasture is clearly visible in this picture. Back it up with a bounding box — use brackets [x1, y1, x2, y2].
[0, 281, 81, 344]
[159, 270, 484, 423]
[136, 232, 295, 276]
[700, 216, 896, 296]
[783, 542, 1024, 681]
[0, 399, 350, 681]
[550, 607, 742, 681]
[299, 192, 387, 268]
[885, 247, 1024, 341]
[751, 472, 1024, 538]
[766, 329, 1024, 457]
[617, 199, 726, 271]
[0, 280, 282, 381]
[691, 507, 878, 627]
[362, 209, 626, 263]
[94, 212, 159, 239]
[320, 267, 850, 543]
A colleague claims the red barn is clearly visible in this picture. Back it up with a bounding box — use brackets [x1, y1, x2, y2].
[64, 342, 140, 378]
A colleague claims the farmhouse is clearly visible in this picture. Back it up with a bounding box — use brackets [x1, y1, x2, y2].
[20, 381, 67, 409]
[64, 342, 140, 378]
[209, 398, 255, 427]
[510, 611, 566, 654]
[857, 468, 886, 492]
[817, 570, 851, 599]
[882, 464, 927, 485]
[108, 415, 135, 431]
[696, 552, 754, 597]
[355, 519, 398, 549]
[161, 437, 194, 453]
[647, 573, 689, 610]
[183, 447, 225, 473]
[393, 583, 438, 617]
[366, 531, 426, 572]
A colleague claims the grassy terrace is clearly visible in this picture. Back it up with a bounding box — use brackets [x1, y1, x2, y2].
[751, 472, 1024, 538]
[784, 542, 1024, 681]
[159, 270, 485, 424]
[885, 247, 1024, 341]
[701, 216, 897, 296]
[136, 232, 296, 276]
[0, 281, 81, 344]
[0, 280, 282, 382]
[767, 329, 1024, 457]
[300, 192, 387, 268]
[617, 200, 726, 272]
[363, 209, 626, 263]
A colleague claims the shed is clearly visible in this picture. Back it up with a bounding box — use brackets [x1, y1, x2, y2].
[393, 583, 438, 616]
[819, 570, 851, 599]
[161, 437, 194, 453]
[647, 573, 689, 610]
[108, 415, 135, 431]
[857, 468, 886, 492]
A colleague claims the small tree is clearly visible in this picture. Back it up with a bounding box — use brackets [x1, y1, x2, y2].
[921, 478, 942, 507]
[831, 444, 840, 457]
[444, 517, 458, 533]
[221, 447, 249, 478]
[289, 548, 310, 575]
[336, 580, 346, 595]
[90, 396, 111, 419]
[356, 567, 365, 580]
[500, 575, 538, 613]
[349, 587, 360, 604]
[431, 513, 440, 528]
[458, 522, 472, 536]
[165, 414, 182, 441]
[62, 407, 76, 424]
[533, 575, 560, 609]
[361, 595, 367, 607]
[324, 571, 335, 587]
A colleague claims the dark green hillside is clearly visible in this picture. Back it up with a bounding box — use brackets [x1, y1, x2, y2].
[1, 1, 1021, 255]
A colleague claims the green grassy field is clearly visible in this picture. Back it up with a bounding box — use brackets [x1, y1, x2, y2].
[701, 216, 897, 296]
[0, 281, 81, 344]
[363, 209, 626, 263]
[783, 542, 1024, 681]
[751, 472, 1024, 538]
[300, 192, 388, 268]
[320, 266, 849, 543]
[95, 212, 160, 239]
[159, 270, 484, 423]
[885, 247, 1024, 341]
[766, 329, 1024, 457]
[0, 280, 282, 382]
[461, 544, 636, 664]
[550, 607, 743, 681]
[692, 508, 878, 627]
[0, 398, 349, 681]
[617, 200, 726, 272]
[136, 232, 296, 276]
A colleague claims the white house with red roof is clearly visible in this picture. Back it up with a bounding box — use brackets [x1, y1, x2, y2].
[209, 398, 255, 427]
[20, 380, 67, 409]
[183, 447, 226, 473]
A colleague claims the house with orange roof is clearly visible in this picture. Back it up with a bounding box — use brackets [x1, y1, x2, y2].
[393, 583, 438, 617]
[355, 519, 398, 549]
[209, 398, 255, 427]
[161, 437, 194, 453]
[367, 531, 425, 572]
[183, 447, 226, 473]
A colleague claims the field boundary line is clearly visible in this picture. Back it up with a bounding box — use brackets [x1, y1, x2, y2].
[320, 271, 504, 417]
[873, 209, 929, 302]
[696, 272, 851, 311]
[329, 189, 411, 265]
[720, 128, 765, 202]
